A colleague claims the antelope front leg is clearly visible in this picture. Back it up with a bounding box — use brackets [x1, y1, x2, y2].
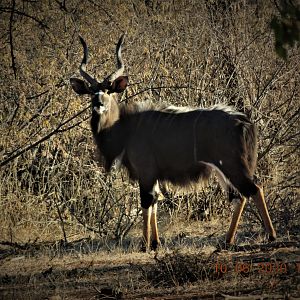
[140, 181, 161, 252]
[142, 206, 152, 251]
[150, 202, 160, 250]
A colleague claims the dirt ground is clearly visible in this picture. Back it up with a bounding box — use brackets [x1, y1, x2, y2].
[1, 223, 299, 300]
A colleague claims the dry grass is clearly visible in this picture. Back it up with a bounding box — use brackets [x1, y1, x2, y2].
[1, 236, 299, 299]
[0, 0, 299, 298]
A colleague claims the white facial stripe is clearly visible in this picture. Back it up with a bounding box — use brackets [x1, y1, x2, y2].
[93, 91, 107, 115]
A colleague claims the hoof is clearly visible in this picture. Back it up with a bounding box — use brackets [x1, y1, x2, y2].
[151, 240, 160, 251]
[268, 233, 277, 242]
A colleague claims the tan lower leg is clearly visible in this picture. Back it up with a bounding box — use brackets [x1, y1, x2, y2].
[252, 185, 276, 240]
[142, 207, 152, 248]
[150, 203, 160, 249]
[226, 197, 247, 244]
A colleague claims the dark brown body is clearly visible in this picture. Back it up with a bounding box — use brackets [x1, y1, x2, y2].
[96, 107, 257, 197]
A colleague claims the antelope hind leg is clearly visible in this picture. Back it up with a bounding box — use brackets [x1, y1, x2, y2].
[252, 184, 276, 241]
[226, 197, 247, 245]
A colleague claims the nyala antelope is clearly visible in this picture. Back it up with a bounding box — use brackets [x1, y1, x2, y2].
[70, 35, 276, 251]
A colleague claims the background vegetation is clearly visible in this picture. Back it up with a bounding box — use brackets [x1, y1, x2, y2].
[0, 0, 299, 248]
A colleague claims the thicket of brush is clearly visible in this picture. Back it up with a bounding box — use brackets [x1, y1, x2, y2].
[0, 0, 299, 245]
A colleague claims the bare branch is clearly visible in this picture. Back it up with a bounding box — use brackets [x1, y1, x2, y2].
[8, 0, 17, 79]
[0, 105, 89, 168]
[0, 6, 49, 28]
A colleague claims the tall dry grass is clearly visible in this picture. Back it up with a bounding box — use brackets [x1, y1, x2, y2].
[0, 0, 299, 245]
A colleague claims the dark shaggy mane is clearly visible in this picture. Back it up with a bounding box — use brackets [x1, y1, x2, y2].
[119, 101, 248, 117]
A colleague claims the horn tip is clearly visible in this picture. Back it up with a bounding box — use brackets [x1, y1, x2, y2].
[79, 35, 86, 47]
[119, 33, 125, 45]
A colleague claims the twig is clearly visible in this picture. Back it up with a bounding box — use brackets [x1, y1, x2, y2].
[254, 62, 285, 108]
[84, 0, 113, 21]
[8, 0, 17, 78]
[54, 0, 68, 12]
[0, 105, 89, 167]
[1, 7, 49, 29]
[53, 192, 68, 244]
[57, 117, 89, 133]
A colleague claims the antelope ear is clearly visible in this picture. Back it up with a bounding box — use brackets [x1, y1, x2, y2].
[111, 76, 128, 93]
[70, 78, 91, 95]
